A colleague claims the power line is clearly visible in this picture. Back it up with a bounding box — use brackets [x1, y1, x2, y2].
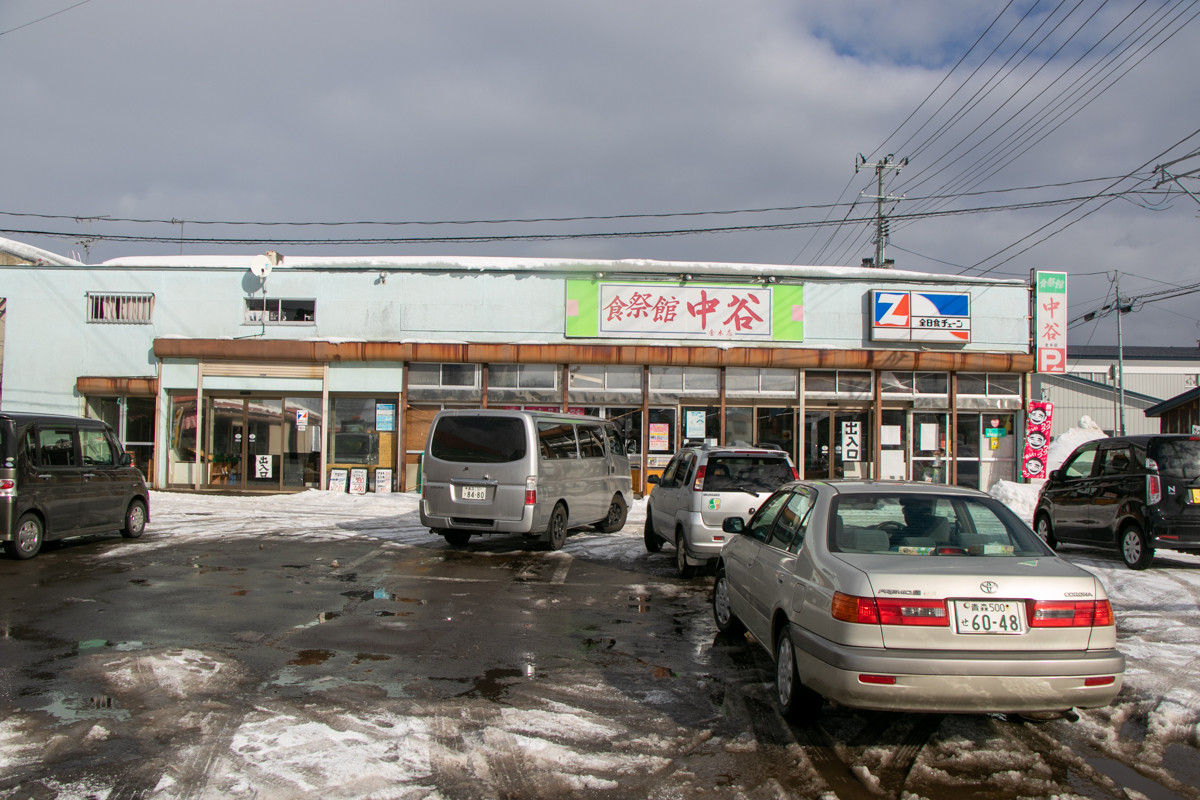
[0, 0, 95, 37]
[0, 191, 1168, 249]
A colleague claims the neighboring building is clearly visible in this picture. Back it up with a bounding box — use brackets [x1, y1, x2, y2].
[1, 237, 1040, 494]
[1145, 387, 1200, 434]
[1034, 346, 1200, 438]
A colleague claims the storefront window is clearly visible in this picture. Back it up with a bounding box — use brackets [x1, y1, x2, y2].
[328, 397, 398, 492]
[682, 406, 721, 443]
[958, 373, 988, 395]
[646, 407, 677, 469]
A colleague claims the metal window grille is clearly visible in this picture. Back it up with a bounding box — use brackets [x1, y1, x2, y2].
[87, 292, 155, 324]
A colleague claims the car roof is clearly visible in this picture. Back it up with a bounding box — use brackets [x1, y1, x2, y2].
[783, 479, 991, 498]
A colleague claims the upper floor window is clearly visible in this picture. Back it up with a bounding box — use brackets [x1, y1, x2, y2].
[408, 363, 479, 388]
[87, 292, 154, 324]
[245, 298, 315, 325]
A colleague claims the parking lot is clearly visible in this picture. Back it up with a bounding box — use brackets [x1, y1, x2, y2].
[1, 490, 1198, 799]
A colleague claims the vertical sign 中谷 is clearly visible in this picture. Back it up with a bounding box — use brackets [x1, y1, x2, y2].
[1034, 271, 1068, 373]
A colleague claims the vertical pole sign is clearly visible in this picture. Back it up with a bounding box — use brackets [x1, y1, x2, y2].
[1023, 401, 1054, 480]
[1034, 271, 1068, 374]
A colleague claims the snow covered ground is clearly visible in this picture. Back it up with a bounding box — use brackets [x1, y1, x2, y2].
[2, 421, 1198, 798]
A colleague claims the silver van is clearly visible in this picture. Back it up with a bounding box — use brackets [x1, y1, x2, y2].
[1, 413, 150, 560]
[420, 409, 633, 550]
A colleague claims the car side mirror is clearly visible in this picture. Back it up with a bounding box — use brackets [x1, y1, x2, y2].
[1047, 468, 1062, 483]
[120, 453, 133, 467]
[647, 474, 660, 485]
[722, 517, 745, 534]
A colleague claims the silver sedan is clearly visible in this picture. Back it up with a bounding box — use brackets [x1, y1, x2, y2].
[712, 481, 1125, 719]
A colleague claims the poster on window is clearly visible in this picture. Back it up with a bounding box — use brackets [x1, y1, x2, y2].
[349, 468, 369, 495]
[841, 421, 862, 462]
[376, 403, 396, 432]
[255, 455, 273, 479]
[1022, 401, 1054, 480]
[649, 423, 671, 452]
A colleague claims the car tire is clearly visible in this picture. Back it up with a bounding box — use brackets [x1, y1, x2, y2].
[675, 531, 696, 578]
[595, 494, 628, 533]
[545, 504, 568, 551]
[712, 567, 744, 636]
[775, 626, 821, 720]
[121, 499, 148, 539]
[444, 530, 472, 547]
[4, 514, 44, 560]
[1034, 513, 1057, 550]
[644, 509, 663, 553]
[1120, 524, 1153, 570]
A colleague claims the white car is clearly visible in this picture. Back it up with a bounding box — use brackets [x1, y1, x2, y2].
[645, 445, 796, 577]
[713, 480, 1124, 719]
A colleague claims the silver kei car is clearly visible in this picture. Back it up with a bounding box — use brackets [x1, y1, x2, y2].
[713, 480, 1124, 719]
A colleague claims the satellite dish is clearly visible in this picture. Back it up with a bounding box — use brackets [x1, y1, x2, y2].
[250, 255, 273, 278]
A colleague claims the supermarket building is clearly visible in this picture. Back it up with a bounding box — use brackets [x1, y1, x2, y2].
[0, 239, 1038, 494]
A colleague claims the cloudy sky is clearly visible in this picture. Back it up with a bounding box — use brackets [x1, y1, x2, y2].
[3, 0, 1200, 349]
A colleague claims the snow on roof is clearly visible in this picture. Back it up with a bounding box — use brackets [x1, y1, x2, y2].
[94, 253, 1024, 285]
[0, 236, 85, 267]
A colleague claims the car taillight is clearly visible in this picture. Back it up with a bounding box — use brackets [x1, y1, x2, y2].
[0, 478, 14, 496]
[1027, 599, 1114, 628]
[525, 476, 537, 506]
[692, 465, 706, 492]
[831, 592, 948, 626]
[1147, 473, 1162, 505]
[788, 466, 799, 480]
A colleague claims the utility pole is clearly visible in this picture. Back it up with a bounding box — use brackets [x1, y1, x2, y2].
[856, 154, 908, 268]
[1116, 274, 1127, 436]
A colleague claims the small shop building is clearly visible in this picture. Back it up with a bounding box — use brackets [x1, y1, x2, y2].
[0, 239, 1039, 494]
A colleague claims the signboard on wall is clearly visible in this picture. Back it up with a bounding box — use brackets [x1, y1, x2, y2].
[1033, 271, 1068, 373]
[872, 290, 971, 343]
[328, 468, 349, 492]
[565, 280, 804, 341]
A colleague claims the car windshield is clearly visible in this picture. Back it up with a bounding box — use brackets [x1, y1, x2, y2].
[829, 492, 1050, 557]
[430, 417, 528, 463]
[1148, 438, 1200, 480]
[702, 456, 792, 492]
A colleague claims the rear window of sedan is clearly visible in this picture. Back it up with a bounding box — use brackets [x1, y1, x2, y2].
[829, 493, 1049, 557]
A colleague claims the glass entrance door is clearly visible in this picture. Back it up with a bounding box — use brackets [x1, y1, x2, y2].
[803, 409, 872, 479]
[204, 397, 291, 490]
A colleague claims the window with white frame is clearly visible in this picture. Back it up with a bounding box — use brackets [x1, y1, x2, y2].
[489, 364, 557, 389]
[87, 292, 154, 324]
[408, 363, 479, 388]
[244, 297, 315, 324]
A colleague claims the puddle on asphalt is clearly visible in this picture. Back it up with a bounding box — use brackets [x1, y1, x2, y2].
[193, 565, 247, 575]
[1085, 755, 1190, 800]
[353, 653, 390, 664]
[441, 667, 529, 701]
[288, 649, 335, 666]
[230, 589, 249, 596]
[38, 691, 130, 722]
[629, 594, 651, 613]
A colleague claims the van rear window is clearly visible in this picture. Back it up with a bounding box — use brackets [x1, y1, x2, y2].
[430, 417, 527, 463]
[1148, 439, 1200, 479]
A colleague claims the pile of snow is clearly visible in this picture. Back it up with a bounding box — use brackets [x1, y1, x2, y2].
[989, 415, 1109, 525]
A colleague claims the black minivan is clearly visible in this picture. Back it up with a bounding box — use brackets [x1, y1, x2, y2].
[1, 413, 150, 559]
[1034, 434, 1200, 569]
